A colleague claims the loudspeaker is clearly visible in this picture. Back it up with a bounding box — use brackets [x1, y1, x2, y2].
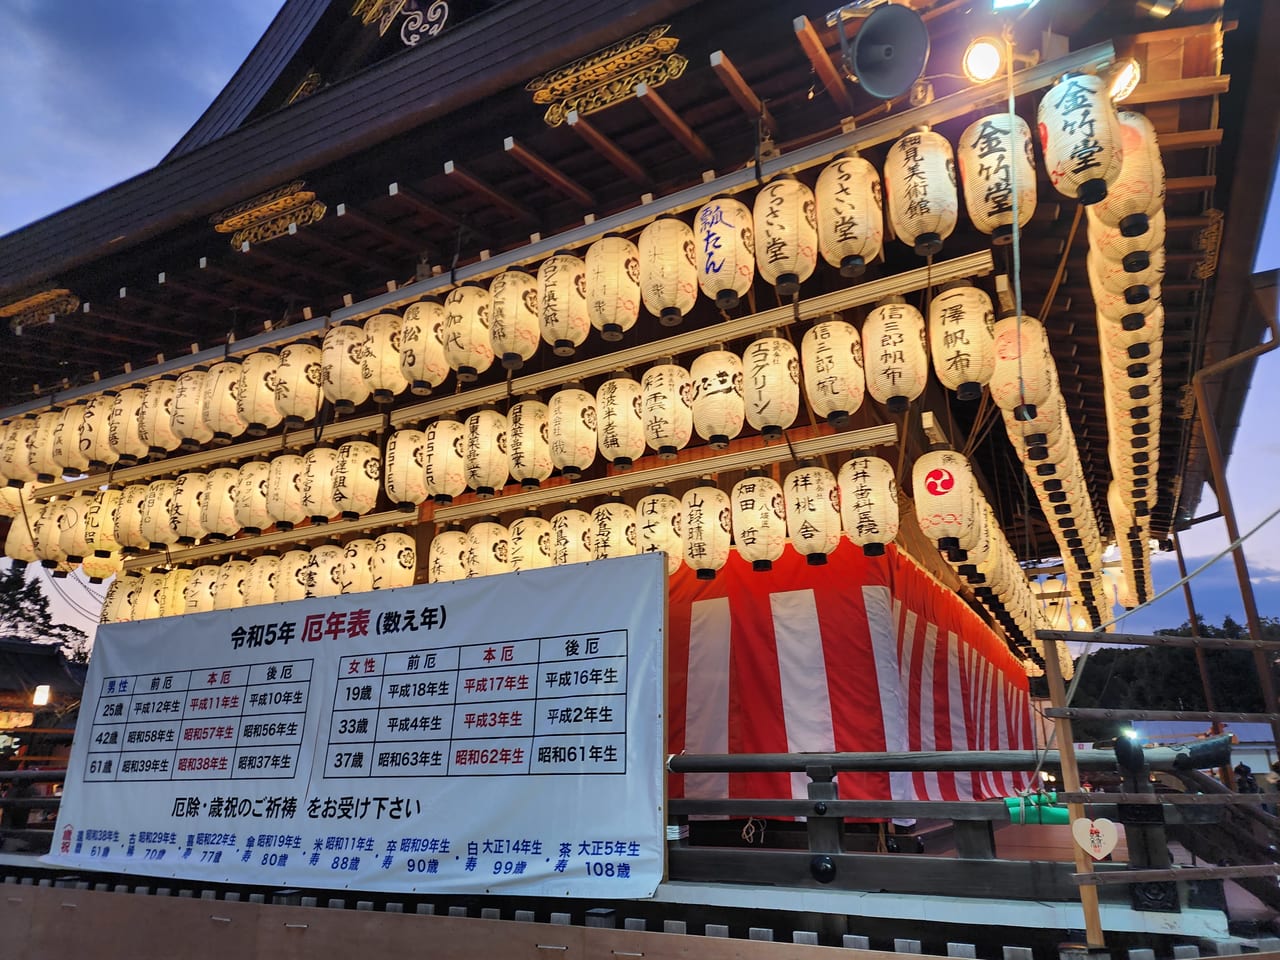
[848, 4, 930, 101]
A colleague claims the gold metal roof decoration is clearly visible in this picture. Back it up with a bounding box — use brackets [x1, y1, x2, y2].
[286, 68, 323, 105]
[351, 0, 448, 46]
[0, 288, 80, 332]
[526, 24, 686, 127]
[210, 180, 326, 250]
[1194, 208, 1224, 280]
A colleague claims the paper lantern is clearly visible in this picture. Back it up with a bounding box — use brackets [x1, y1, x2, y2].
[235, 460, 274, 534]
[132, 571, 167, 621]
[383, 428, 429, 510]
[372, 531, 417, 589]
[202, 360, 248, 446]
[273, 340, 323, 429]
[428, 528, 472, 583]
[641, 363, 694, 458]
[885, 128, 958, 256]
[489, 270, 540, 369]
[740, 336, 800, 439]
[32, 501, 67, 567]
[442, 285, 495, 383]
[549, 387, 597, 479]
[399, 299, 450, 395]
[592, 499, 637, 560]
[990, 314, 1058, 420]
[51, 401, 90, 475]
[56, 493, 94, 563]
[682, 485, 732, 579]
[322, 321, 371, 414]
[731, 473, 786, 571]
[99, 573, 138, 623]
[304, 544, 345, 598]
[267, 454, 308, 531]
[361, 312, 410, 402]
[639, 217, 698, 326]
[862, 298, 929, 413]
[333, 439, 382, 519]
[1038, 72, 1123, 204]
[30, 409, 63, 482]
[0, 417, 37, 485]
[801, 319, 865, 427]
[84, 488, 122, 557]
[172, 368, 214, 451]
[0, 479, 31, 519]
[508, 515, 554, 572]
[1087, 246, 1165, 304]
[912, 448, 978, 555]
[201, 467, 241, 540]
[815, 154, 883, 277]
[244, 554, 279, 606]
[753, 175, 817, 296]
[113, 483, 151, 554]
[423, 419, 467, 503]
[3, 500, 39, 566]
[171, 472, 209, 545]
[838, 455, 899, 556]
[467, 520, 511, 578]
[1087, 207, 1166, 271]
[81, 550, 123, 584]
[211, 559, 249, 610]
[1090, 110, 1166, 235]
[595, 377, 646, 469]
[929, 282, 996, 400]
[235, 350, 283, 437]
[508, 398, 553, 489]
[302, 446, 339, 523]
[139, 480, 178, 551]
[108, 387, 148, 466]
[688, 350, 745, 448]
[136, 377, 180, 456]
[637, 491, 683, 573]
[694, 196, 755, 307]
[339, 538, 377, 594]
[177, 565, 216, 613]
[463, 408, 509, 498]
[538, 252, 590, 357]
[551, 508, 595, 566]
[784, 463, 842, 565]
[586, 235, 641, 341]
[273, 550, 311, 603]
[958, 113, 1036, 243]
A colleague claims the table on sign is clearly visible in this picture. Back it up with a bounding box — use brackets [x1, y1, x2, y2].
[324, 630, 628, 778]
[84, 660, 313, 782]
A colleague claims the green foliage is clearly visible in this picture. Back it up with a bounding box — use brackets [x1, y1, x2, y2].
[0, 565, 90, 662]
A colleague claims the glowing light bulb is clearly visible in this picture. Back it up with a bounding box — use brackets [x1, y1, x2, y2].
[963, 37, 1003, 83]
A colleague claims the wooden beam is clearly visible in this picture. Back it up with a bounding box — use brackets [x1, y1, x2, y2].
[158, 273, 266, 314]
[1159, 127, 1224, 151]
[387, 181, 465, 230]
[635, 82, 714, 166]
[793, 15, 852, 111]
[709, 50, 777, 134]
[335, 202, 425, 254]
[1165, 174, 1217, 194]
[502, 137, 594, 208]
[291, 223, 399, 274]
[1125, 74, 1230, 105]
[443, 160, 537, 224]
[242, 244, 350, 291]
[566, 110, 648, 184]
[200, 260, 308, 305]
[1074, 863, 1280, 886]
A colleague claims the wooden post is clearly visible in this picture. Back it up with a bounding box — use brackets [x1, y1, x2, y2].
[1041, 635, 1106, 949]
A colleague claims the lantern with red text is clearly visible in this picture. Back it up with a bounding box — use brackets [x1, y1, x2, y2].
[682, 485, 731, 579]
[400, 300, 450, 395]
[442, 285, 495, 383]
[361, 313, 409, 402]
[586, 235, 640, 341]
[838, 455, 898, 556]
[801, 318, 865, 427]
[815, 153, 883, 277]
[538, 252, 590, 357]
[694, 196, 755, 307]
[863, 298, 929, 413]
[929, 282, 996, 401]
[753, 176, 817, 296]
[885, 129, 958, 256]
[958, 113, 1036, 243]
[690, 349, 745, 448]
[1038, 73, 1123, 204]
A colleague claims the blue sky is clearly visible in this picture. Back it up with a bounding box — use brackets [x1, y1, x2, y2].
[1, 1, 1279, 642]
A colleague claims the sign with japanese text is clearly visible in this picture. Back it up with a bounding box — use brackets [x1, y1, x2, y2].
[46, 554, 667, 898]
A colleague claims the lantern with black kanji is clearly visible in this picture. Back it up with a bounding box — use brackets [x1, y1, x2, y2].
[171, 472, 208, 545]
[928, 281, 996, 401]
[641, 363, 694, 458]
[100, 573, 140, 622]
[489, 270, 541, 370]
[442, 285, 495, 383]
[785, 462, 842, 565]
[339, 538, 377, 594]
[304, 545, 344, 599]
[137, 377, 181, 456]
[592, 497, 637, 560]
[244, 555, 279, 607]
[428, 527, 472, 583]
[958, 113, 1036, 244]
[586, 234, 640, 341]
[361, 312, 409, 402]
[372, 531, 416, 589]
[752, 175, 817, 296]
[639, 217, 698, 326]
[140, 479, 178, 551]
[181, 564, 219, 613]
[1037, 72, 1123, 205]
[56, 493, 94, 564]
[273, 551, 310, 603]
[595, 376, 646, 469]
[80, 394, 121, 469]
[885, 128, 958, 256]
[113, 483, 151, 554]
[201, 466, 241, 540]
[333, 438, 382, 519]
[549, 386, 597, 479]
[801, 317, 865, 427]
[538, 251, 590, 357]
[690, 349, 745, 448]
[322, 321, 370, 414]
[201, 360, 247, 446]
[399, 300, 450, 394]
[383, 428, 429, 510]
[30, 409, 63, 482]
[235, 460, 273, 535]
[467, 520, 511, 579]
[838, 455, 899, 556]
[694, 196, 755, 307]
[637, 490, 683, 574]
[273, 340, 323, 429]
[236, 349, 282, 435]
[108, 386, 148, 466]
[0, 416, 36, 485]
[682, 484, 731, 579]
[266, 453, 307, 531]
[301, 446, 339, 524]
[423, 418, 467, 504]
[862, 297, 929, 413]
[509, 514, 554, 572]
[2, 499, 38, 567]
[131, 571, 165, 621]
[508, 397, 553, 489]
[815, 153, 883, 277]
[463, 407, 509, 498]
[551, 507, 595, 566]
[731, 472, 787, 571]
[171, 367, 214, 451]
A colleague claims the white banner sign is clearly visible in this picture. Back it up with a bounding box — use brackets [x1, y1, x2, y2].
[45, 554, 667, 898]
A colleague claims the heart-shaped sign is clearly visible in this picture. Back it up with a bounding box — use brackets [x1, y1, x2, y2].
[1071, 817, 1119, 861]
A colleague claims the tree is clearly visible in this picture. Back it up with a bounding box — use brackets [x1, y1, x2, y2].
[0, 566, 90, 662]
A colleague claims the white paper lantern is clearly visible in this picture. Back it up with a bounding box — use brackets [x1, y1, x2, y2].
[753, 175, 817, 296]
[339, 538, 377, 594]
[114, 483, 151, 554]
[235, 460, 274, 534]
[990, 314, 1058, 419]
[641, 363, 694, 458]
[423, 419, 467, 503]
[304, 544, 344, 599]
[31, 501, 66, 566]
[682, 485, 732, 579]
[244, 555, 279, 607]
[372, 531, 417, 589]
[637, 491, 683, 574]
[1087, 207, 1166, 270]
[694, 196, 755, 308]
[508, 515, 554, 572]
[488, 270, 540, 370]
[595, 377, 646, 469]
[815, 154, 883, 277]
[201, 467, 241, 540]
[802, 319, 866, 427]
[136, 378, 180, 456]
[171, 472, 209, 545]
[3, 500, 39, 566]
[731, 473, 786, 571]
[383, 429, 429, 510]
[442, 285, 495, 383]
[586, 235, 641, 341]
[1037, 72, 1123, 204]
[740, 336, 800, 439]
[273, 550, 310, 604]
[267, 454, 308, 531]
[428, 528, 472, 583]
[56, 493, 94, 563]
[30, 409, 63, 482]
[538, 252, 590, 357]
[322, 321, 370, 414]
[51, 401, 90, 475]
[132, 571, 167, 621]
[689, 350, 745, 448]
[81, 550, 123, 584]
[139, 480, 178, 551]
[108, 387, 148, 465]
[400, 300, 450, 394]
[592, 499, 637, 560]
[958, 113, 1036, 243]
[929, 282, 996, 400]
[333, 439, 382, 519]
[838, 455, 899, 556]
[100, 573, 138, 623]
[273, 340, 323, 429]
[1087, 246, 1165, 305]
[784, 463, 842, 564]
[508, 398, 553, 489]
[233, 350, 281, 437]
[1090, 110, 1166, 235]
[551, 508, 595, 566]
[172, 368, 214, 450]
[0, 417, 36, 484]
[912, 448, 978, 555]
[0, 478, 31, 518]
[549, 386, 597, 479]
[209, 559, 248, 610]
[863, 298, 929, 413]
[202, 360, 247, 446]
[467, 520, 511, 578]
[885, 128, 958, 256]
[463, 408, 509, 498]
[302, 447, 339, 523]
[178, 564, 216, 613]
[361, 312, 410, 402]
[639, 217, 698, 326]
[85, 488, 122, 557]
[73, 397, 115, 473]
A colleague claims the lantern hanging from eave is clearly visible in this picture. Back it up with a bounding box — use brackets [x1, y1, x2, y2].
[0, 479, 32, 519]
[753, 175, 818, 296]
[885, 128, 958, 256]
[131, 571, 166, 621]
[0, 417, 37, 485]
[586, 234, 641, 341]
[912, 448, 978, 557]
[815, 153, 883, 277]
[273, 550, 310, 603]
[958, 112, 1036, 244]
[1037, 72, 1123, 204]
[784, 463, 842, 565]
[171, 472, 209, 545]
[592, 498, 638, 560]
[731, 472, 787, 571]
[33, 501, 70, 567]
[682, 484, 731, 579]
[302, 446, 340, 524]
[838, 455, 899, 557]
[399, 300, 450, 395]
[508, 398, 553, 489]
[244, 554, 279, 607]
[372, 531, 417, 589]
[467, 520, 511, 578]
[549, 386, 597, 479]
[690, 349, 745, 448]
[273, 339, 324, 429]
[339, 538, 377, 594]
[161, 569, 192, 618]
[538, 251, 590, 357]
[383, 428, 429, 510]
[333, 438, 382, 519]
[1087, 207, 1166, 270]
[56, 493, 94, 563]
[741, 336, 799, 439]
[210, 559, 249, 610]
[81, 550, 123, 584]
[694, 196, 755, 308]
[75, 398, 116, 473]
[1087, 247, 1165, 304]
[100, 573, 138, 623]
[267, 453, 308, 531]
[362, 312, 410, 401]
[85, 488, 122, 557]
[489, 270, 540, 370]
[304, 544, 345, 599]
[3, 501, 38, 566]
[0, 421, 20, 487]
[113, 483, 151, 554]
[428, 527, 472, 583]
[641, 363, 694, 458]
[202, 360, 248, 446]
[136, 378, 180, 457]
[178, 564, 216, 613]
[423, 418, 467, 503]
[509, 514, 554, 572]
[442, 285, 495, 383]
[52, 402, 90, 475]
[139, 480, 178, 551]
[108, 386, 148, 466]
[30, 409, 63, 482]
[235, 349, 282, 437]
[989, 313, 1058, 420]
[322, 321, 371, 414]
[639, 217, 698, 327]
[630, 491, 680, 574]
[928, 281, 996, 401]
[862, 297, 929, 414]
[171, 367, 214, 451]
[1090, 110, 1166, 235]
[551, 507, 595, 566]
[234, 460, 273, 535]
[595, 376, 646, 469]
[201, 467, 241, 540]
[801, 318, 865, 427]
[463, 408, 509, 498]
